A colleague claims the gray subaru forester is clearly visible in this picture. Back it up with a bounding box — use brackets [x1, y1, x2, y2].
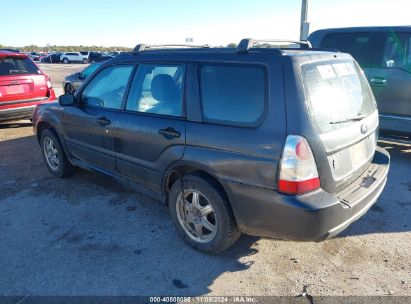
[32, 39, 390, 253]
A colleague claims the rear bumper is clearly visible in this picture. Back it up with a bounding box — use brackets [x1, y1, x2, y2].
[227, 146, 390, 241]
[0, 105, 36, 121]
[0, 96, 55, 122]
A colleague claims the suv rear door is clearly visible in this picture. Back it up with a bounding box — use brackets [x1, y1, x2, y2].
[114, 63, 186, 194]
[0, 53, 49, 107]
[291, 56, 378, 194]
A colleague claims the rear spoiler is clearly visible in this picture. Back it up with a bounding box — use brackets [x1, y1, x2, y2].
[0, 52, 28, 59]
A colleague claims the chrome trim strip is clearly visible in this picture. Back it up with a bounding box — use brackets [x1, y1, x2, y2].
[380, 114, 411, 121]
[0, 97, 48, 106]
[0, 105, 36, 112]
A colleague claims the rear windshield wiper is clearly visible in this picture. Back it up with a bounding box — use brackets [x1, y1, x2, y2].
[329, 114, 366, 124]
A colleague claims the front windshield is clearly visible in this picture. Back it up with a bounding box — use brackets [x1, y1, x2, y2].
[81, 63, 102, 79]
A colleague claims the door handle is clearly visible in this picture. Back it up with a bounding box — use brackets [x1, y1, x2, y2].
[370, 78, 388, 87]
[96, 116, 111, 126]
[159, 127, 181, 139]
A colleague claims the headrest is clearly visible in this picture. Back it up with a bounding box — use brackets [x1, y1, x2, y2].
[151, 74, 178, 102]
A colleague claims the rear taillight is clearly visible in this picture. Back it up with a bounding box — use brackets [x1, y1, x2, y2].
[46, 79, 52, 89]
[278, 135, 320, 195]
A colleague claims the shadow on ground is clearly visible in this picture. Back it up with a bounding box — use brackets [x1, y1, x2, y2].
[0, 134, 259, 295]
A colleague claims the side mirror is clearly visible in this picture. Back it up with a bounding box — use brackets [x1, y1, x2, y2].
[59, 93, 76, 106]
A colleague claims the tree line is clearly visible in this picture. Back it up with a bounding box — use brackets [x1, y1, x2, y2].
[0, 43, 291, 52]
[0, 44, 133, 52]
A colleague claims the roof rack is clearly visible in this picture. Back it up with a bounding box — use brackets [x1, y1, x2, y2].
[133, 44, 210, 54]
[236, 38, 312, 53]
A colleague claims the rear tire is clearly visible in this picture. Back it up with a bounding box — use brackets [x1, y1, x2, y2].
[168, 174, 241, 254]
[82, 58, 88, 64]
[40, 129, 74, 178]
[63, 58, 69, 64]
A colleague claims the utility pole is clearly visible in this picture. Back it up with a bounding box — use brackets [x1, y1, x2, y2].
[185, 38, 193, 46]
[300, 0, 310, 41]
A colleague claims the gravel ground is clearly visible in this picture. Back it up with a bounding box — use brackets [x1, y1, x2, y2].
[0, 64, 410, 298]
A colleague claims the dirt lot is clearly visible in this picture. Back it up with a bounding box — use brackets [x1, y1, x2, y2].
[0, 64, 410, 298]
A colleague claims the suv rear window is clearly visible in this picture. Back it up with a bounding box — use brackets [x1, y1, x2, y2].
[0, 57, 39, 76]
[200, 64, 266, 125]
[302, 60, 376, 133]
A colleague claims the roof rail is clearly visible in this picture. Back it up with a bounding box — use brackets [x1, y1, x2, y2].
[236, 38, 312, 53]
[133, 44, 210, 54]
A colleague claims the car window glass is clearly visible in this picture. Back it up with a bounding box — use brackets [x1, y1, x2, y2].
[81, 65, 133, 109]
[302, 60, 376, 133]
[321, 33, 371, 66]
[81, 63, 101, 79]
[0, 57, 39, 76]
[200, 64, 265, 125]
[126, 64, 184, 117]
[382, 32, 411, 71]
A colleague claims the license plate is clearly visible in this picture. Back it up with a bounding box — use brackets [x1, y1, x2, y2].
[350, 141, 366, 168]
[5, 85, 24, 95]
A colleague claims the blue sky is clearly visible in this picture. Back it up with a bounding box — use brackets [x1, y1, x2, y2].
[1, 0, 410, 47]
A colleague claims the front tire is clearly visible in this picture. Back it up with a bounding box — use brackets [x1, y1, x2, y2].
[63, 58, 69, 64]
[40, 129, 74, 178]
[168, 174, 241, 254]
[82, 58, 88, 64]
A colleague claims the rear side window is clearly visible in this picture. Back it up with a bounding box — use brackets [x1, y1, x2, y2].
[302, 60, 376, 133]
[382, 32, 411, 71]
[0, 57, 39, 75]
[200, 64, 266, 125]
[126, 64, 184, 117]
[321, 33, 371, 66]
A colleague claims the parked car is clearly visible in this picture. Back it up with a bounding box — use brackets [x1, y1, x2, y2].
[41, 52, 62, 63]
[309, 26, 411, 134]
[32, 40, 390, 253]
[40, 55, 50, 63]
[60, 52, 88, 64]
[28, 52, 40, 61]
[107, 51, 122, 57]
[88, 53, 114, 63]
[38, 54, 48, 62]
[0, 51, 56, 122]
[63, 62, 103, 93]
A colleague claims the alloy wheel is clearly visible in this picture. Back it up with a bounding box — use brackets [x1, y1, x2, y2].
[176, 189, 217, 243]
[43, 137, 60, 171]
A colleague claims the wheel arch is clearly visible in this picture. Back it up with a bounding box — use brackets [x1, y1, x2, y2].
[36, 120, 68, 155]
[162, 161, 238, 217]
[36, 120, 57, 143]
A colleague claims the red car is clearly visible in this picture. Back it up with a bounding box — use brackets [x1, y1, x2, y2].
[0, 51, 56, 122]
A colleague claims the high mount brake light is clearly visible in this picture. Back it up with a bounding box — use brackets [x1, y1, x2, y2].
[278, 135, 320, 195]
